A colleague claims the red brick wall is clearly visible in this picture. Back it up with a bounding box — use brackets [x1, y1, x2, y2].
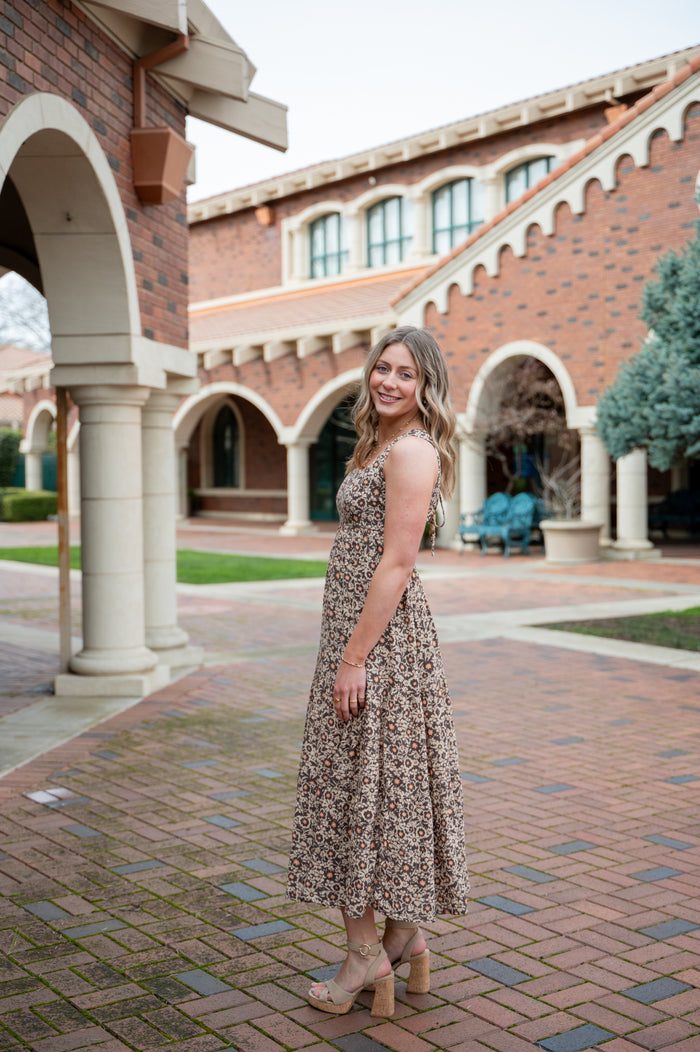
[1, 1, 189, 348]
[237, 398, 285, 487]
[23, 385, 78, 434]
[425, 106, 700, 413]
[190, 105, 618, 302]
[201, 342, 366, 428]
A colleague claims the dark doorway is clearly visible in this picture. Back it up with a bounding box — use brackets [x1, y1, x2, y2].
[310, 402, 356, 520]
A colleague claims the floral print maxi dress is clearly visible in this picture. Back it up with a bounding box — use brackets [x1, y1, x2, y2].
[287, 430, 469, 921]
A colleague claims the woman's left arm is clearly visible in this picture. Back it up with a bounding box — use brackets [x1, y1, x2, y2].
[332, 437, 438, 720]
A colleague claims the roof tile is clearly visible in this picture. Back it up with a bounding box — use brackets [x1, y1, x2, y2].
[190, 268, 428, 344]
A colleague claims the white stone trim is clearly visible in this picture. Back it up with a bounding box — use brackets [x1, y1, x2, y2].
[0, 93, 141, 341]
[191, 313, 392, 363]
[464, 341, 580, 429]
[195, 487, 286, 497]
[189, 46, 700, 222]
[395, 70, 700, 317]
[285, 368, 363, 444]
[280, 148, 584, 286]
[174, 381, 285, 444]
[23, 399, 57, 453]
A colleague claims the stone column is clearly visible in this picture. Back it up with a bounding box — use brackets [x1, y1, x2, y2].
[580, 425, 611, 544]
[177, 444, 189, 519]
[61, 384, 161, 690]
[292, 222, 306, 280]
[67, 441, 81, 517]
[410, 195, 431, 259]
[459, 431, 486, 519]
[452, 431, 486, 551]
[347, 208, 363, 272]
[23, 449, 43, 491]
[614, 448, 654, 556]
[482, 175, 500, 222]
[280, 439, 316, 535]
[141, 390, 190, 660]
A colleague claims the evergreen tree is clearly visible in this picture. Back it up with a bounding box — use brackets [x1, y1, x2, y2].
[597, 213, 700, 470]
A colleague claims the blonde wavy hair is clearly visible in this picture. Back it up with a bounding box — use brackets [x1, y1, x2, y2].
[347, 326, 457, 497]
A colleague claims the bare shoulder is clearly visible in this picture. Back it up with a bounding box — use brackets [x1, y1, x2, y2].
[385, 434, 438, 481]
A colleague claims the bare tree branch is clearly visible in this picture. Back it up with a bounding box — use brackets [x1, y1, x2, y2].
[0, 273, 51, 353]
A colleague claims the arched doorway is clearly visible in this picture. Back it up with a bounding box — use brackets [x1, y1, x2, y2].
[175, 384, 287, 521]
[461, 340, 611, 541]
[310, 400, 356, 520]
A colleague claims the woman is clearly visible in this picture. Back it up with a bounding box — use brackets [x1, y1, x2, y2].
[287, 326, 469, 1018]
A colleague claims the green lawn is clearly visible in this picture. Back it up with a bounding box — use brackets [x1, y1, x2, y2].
[546, 606, 700, 653]
[0, 546, 327, 584]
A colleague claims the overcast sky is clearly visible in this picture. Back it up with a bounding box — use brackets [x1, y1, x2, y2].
[186, 0, 700, 202]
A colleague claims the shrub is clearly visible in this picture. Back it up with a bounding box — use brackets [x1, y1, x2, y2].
[0, 429, 21, 487]
[1, 489, 57, 522]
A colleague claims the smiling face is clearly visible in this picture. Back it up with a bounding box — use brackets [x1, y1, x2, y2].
[369, 341, 420, 435]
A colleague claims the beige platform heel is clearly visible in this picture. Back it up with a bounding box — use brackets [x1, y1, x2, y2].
[307, 940, 395, 1017]
[384, 918, 430, 994]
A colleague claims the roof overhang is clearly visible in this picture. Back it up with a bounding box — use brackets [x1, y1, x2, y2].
[78, 0, 287, 151]
[188, 45, 700, 221]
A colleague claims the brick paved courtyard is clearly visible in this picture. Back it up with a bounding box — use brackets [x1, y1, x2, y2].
[1, 522, 700, 1051]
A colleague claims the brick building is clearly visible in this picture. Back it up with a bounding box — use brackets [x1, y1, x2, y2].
[185, 46, 700, 553]
[1, 0, 286, 695]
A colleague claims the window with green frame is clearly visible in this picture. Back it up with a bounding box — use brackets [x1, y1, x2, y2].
[432, 178, 485, 255]
[367, 196, 413, 266]
[505, 156, 554, 203]
[309, 213, 349, 278]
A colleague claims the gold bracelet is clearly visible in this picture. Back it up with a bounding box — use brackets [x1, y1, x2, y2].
[341, 656, 365, 669]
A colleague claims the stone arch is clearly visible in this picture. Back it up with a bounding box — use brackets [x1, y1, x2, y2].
[464, 340, 579, 430]
[291, 368, 363, 443]
[20, 399, 56, 493]
[0, 94, 141, 361]
[174, 383, 286, 521]
[24, 399, 56, 452]
[0, 92, 164, 684]
[456, 340, 592, 539]
[174, 382, 285, 446]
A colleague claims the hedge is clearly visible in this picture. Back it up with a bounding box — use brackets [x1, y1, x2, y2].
[1, 490, 58, 522]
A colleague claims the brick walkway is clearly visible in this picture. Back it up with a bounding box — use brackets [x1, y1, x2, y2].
[1, 523, 700, 1051]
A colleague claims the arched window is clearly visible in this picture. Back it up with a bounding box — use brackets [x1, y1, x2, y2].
[505, 156, 554, 203]
[367, 197, 413, 266]
[309, 212, 349, 277]
[432, 178, 485, 254]
[212, 404, 240, 487]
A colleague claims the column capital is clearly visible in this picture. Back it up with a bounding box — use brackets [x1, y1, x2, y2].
[143, 389, 185, 416]
[280, 433, 314, 450]
[69, 384, 152, 410]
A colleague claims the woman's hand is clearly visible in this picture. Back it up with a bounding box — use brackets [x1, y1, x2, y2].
[332, 662, 367, 722]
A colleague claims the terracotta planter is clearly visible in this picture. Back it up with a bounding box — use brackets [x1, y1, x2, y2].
[131, 126, 194, 205]
[540, 519, 602, 565]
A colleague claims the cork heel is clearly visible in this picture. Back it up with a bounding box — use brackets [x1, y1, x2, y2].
[405, 948, 430, 994]
[369, 974, 395, 1017]
[384, 919, 431, 995]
